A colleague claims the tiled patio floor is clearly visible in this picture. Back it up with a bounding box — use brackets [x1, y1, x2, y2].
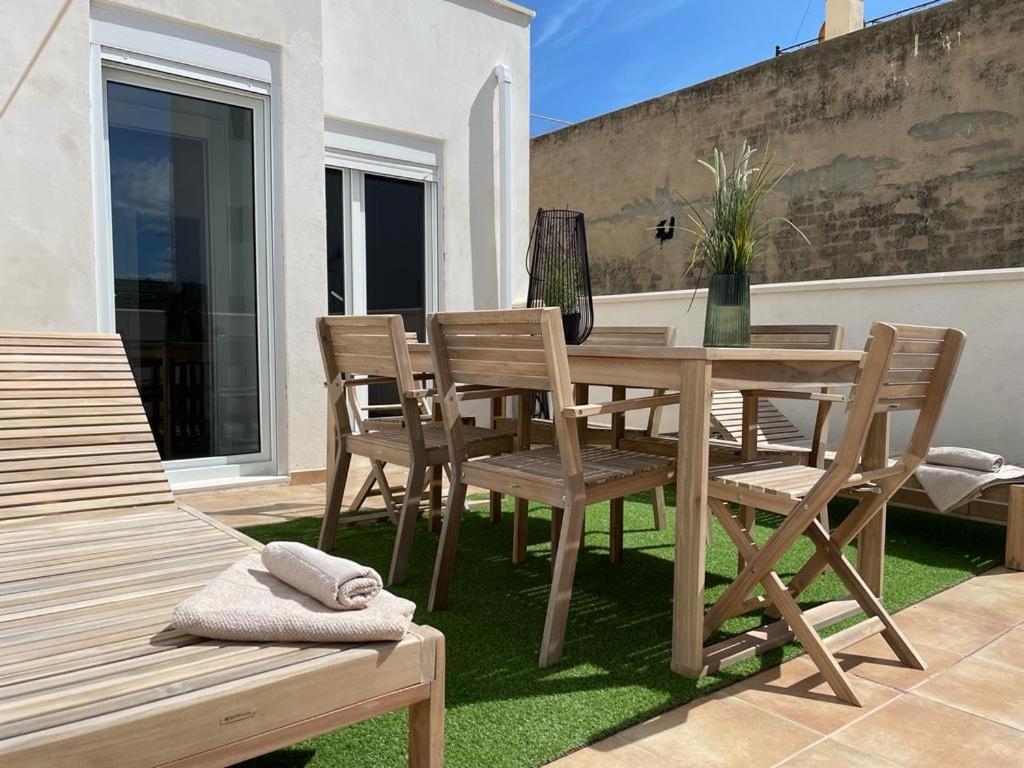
[549, 567, 1024, 768]
[181, 480, 1024, 768]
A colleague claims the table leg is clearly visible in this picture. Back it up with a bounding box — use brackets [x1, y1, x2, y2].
[857, 411, 889, 596]
[489, 396, 503, 523]
[512, 394, 532, 565]
[609, 385, 626, 564]
[738, 392, 758, 572]
[672, 360, 712, 677]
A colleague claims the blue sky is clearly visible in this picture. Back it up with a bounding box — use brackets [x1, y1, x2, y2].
[528, 0, 949, 137]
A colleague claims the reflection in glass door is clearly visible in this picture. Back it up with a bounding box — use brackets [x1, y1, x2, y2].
[364, 174, 426, 340]
[105, 76, 265, 463]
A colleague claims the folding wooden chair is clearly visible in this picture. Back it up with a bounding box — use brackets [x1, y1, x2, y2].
[702, 323, 965, 704]
[427, 308, 678, 667]
[317, 315, 513, 585]
[621, 324, 844, 555]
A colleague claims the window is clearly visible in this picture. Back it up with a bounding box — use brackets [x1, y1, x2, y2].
[100, 67, 274, 476]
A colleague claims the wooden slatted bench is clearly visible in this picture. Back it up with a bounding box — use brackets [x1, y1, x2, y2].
[0, 331, 444, 767]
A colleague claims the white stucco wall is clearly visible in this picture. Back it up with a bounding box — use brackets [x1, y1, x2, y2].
[321, 0, 532, 312]
[589, 269, 1024, 462]
[0, 0, 532, 479]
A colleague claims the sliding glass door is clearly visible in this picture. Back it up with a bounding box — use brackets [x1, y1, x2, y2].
[103, 69, 273, 477]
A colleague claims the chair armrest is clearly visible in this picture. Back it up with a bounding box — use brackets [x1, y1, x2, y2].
[342, 376, 396, 389]
[745, 389, 846, 403]
[454, 386, 535, 402]
[562, 393, 680, 419]
[405, 388, 437, 401]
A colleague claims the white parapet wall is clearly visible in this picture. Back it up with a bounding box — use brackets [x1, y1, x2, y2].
[590, 268, 1024, 462]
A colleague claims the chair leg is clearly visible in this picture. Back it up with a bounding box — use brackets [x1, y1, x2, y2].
[652, 486, 667, 531]
[550, 506, 564, 575]
[490, 491, 503, 523]
[609, 498, 623, 564]
[390, 461, 427, 586]
[429, 465, 443, 533]
[711, 500, 861, 706]
[512, 497, 529, 564]
[318, 450, 351, 551]
[805, 520, 925, 670]
[736, 503, 755, 573]
[348, 470, 376, 514]
[428, 476, 468, 611]
[539, 499, 584, 667]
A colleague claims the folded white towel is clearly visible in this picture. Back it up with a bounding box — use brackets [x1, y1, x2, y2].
[172, 554, 414, 643]
[915, 461, 1024, 514]
[261, 541, 382, 610]
[926, 447, 1004, 473]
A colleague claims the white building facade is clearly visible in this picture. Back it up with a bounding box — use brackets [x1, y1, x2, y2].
[0, 0, 532, 486]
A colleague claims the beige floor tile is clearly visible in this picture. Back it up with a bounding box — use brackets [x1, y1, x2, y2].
[886, 600, 1011, 655]
[835, 633, 961, 691]
[914, 655, 1024, 731]
[778, 739, 898, 767]
[731, 656, 899, 734]
[546, 736, 676, 767]
[975, 626, 1024, 670]
[969, 566, 1024, 599]
[834, 694, 1024, 768]
[615, 693, 819, 768]
[920, 578, 1024, 626]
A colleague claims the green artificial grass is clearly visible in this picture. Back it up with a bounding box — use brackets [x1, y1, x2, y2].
[238, 490, 1004, 768]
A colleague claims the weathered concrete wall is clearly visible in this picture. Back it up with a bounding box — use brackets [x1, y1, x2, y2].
[530, 0, 1024, 295]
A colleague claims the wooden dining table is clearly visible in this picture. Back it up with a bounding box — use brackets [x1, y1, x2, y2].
[409, 341, 877, 678]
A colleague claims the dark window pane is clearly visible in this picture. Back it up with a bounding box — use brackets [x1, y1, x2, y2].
[325, 169, 345, 314]
[107, 80, 260, 460]
[364, 174, 425, 340]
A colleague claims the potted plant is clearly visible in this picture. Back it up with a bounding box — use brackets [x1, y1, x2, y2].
[678, 142, 806, 347]
[542, 262, 583, 342]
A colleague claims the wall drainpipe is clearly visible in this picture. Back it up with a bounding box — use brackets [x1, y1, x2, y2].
[494, 63, 513, 309]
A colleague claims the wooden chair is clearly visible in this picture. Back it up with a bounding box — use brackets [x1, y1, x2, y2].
[621, 324, 844, 545]
[337, 332, 433, 526]
[493, 325, 676, 543]
[702, 323, 965, 705]
[427, 308, 678, 667]
[0, 331, 444, 767]
[713, 325, 844, 466]
[317, 315, 513, 585]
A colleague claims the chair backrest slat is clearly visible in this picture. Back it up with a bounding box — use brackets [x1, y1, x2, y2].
[839, 322, 965, 472]
[750, 325, 842, 351]
[584, 326, 675, 348]
[318, 315, 415, 384]
[0, 332, 175, 521]
[431, 310, 552, 393]
[431, 308, 583, 483]
[712, 324, 844, 449]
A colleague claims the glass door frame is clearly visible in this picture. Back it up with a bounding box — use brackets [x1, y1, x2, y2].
[323, 161, 441, 327]
[95, 63, 278, 484]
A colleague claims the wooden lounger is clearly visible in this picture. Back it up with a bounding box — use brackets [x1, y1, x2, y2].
[0, 331, 444, 767]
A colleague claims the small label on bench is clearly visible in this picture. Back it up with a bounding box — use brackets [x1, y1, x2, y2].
[220, 709, 256, 725]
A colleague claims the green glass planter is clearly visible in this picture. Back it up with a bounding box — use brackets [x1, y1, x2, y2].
[703, 273, 750, 347]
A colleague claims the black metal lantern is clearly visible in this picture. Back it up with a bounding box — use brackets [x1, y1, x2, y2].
[525, 208, 594, 345]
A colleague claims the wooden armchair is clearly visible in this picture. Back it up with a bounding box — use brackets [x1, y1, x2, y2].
[317, 315, 513, 585]
[493, 325, 677, 549]
[426, 308, 677, 667]
[703, 323, 965, 704]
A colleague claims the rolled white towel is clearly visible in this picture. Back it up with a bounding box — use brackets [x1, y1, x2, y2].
[926, 447, 1004, 473]
[261, 541, 382, 610]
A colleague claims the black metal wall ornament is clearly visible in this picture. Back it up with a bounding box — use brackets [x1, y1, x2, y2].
[525, 208, 595, 345]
